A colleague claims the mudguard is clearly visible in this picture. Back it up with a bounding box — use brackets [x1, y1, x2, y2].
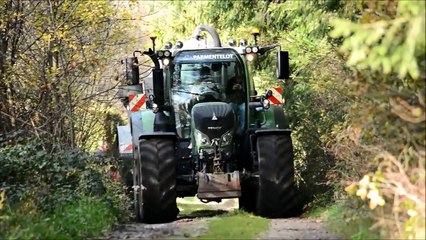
[115, 110, 156, 160]
[249, 105, 290, 129]
[255, 128, 291, 136]
[139, 132, 177, 141]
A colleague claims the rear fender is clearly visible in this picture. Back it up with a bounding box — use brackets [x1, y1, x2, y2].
[139, 132, 177, 141]
[130, 110, 155, 160]
[255, 128, 291, 137]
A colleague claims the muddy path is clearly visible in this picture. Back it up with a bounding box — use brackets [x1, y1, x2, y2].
[103, 199, 341, 240]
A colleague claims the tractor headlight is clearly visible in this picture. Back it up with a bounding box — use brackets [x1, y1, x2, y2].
[246, 53, 255, 62]
[195, 130, 210, 145]
[221, 131, 233, 146]
[162, 58, 170, 66]
[252, 46, 259, 53]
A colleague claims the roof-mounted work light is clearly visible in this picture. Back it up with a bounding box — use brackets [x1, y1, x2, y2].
[164, 42, 172, 49]
[239, 39, 248, 47]
[250, 27, 260, 46]
[176, 41, 183, 49]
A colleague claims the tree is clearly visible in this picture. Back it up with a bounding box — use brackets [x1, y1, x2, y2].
[0, 0, 132, 150]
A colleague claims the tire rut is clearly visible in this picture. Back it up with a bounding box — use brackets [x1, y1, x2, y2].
[101, 199, 341, 240]
[102, 217, 209, 240]
[258, 218, 342, 240]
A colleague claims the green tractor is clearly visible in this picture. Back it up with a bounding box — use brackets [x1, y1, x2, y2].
[116, 25, 295, 223]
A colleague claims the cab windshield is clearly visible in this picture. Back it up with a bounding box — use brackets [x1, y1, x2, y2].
[170, 49, 245, 138]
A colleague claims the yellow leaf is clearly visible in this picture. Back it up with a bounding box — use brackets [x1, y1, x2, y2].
[367, 189, 385, 209]
[345, 183, 357, 196]
[359, 175, 370, 187]
[377, 197, 385, 206]
[411, 107, 423, 117]
[367, 189, 379, 200]
[356, 188, 367, 200]
[369, 200, 378, 209]
[407, 209, 417, 217]
[368, 182, 377, 190]
[0, 191, 5, 210]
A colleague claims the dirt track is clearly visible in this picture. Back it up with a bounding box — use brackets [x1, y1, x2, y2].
[104, 199, 341, 240]
[259, 218, 341, 240]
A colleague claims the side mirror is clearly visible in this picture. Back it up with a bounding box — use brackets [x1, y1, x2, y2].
[122, 57, 140, 85]
[261, 90, 272, 110]
[276, 51, 290, 79]
[147, 94, 155, 110]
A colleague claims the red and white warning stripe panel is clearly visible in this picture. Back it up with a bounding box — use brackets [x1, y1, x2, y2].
[119, 143, 133, 154]
[269, 87, 284, 105]
[129, 94, 146, 111]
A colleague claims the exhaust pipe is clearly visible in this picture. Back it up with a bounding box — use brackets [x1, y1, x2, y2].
[191, 24, 221, 47]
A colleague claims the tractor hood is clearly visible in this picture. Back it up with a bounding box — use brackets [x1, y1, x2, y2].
[191, 102, 235, 142]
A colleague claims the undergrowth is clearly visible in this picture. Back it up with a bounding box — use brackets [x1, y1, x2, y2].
[307, 201, 381, 240]
[2, 197, 116, 239]
[0, 139, 131, 239]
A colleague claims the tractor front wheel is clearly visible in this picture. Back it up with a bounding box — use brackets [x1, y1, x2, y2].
[256, 132, 298, 218]
[135, 138, 178, 223]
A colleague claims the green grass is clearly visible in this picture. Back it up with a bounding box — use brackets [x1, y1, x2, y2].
[198, 210, 270, 239]
[2, 197, 116, 240]
[305, 206, 329, 218]
[51, 197, 116, 238]
[319, 201, 380, 240]
[177, 197, 269, 239]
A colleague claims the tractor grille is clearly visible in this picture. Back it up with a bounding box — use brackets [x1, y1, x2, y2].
[192, 102, 234, 139]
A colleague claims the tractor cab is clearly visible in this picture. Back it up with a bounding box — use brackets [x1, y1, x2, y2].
[169, 49, 247, 139]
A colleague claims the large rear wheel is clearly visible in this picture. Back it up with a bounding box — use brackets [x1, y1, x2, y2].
[136, 138, 178, 223]
[256, 132, 298, 218]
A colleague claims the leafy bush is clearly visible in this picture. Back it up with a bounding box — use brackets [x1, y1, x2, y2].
[328, 1, 425, 239]
[0, 139, 131, 239]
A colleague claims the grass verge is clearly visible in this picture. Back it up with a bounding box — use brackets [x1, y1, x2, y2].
[198, 210, 270, 239]
[177, 198, 269, 239]
[305, 205, 329, 218]
[307, 201, 380, 240]
[1, 197, 116, 239]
